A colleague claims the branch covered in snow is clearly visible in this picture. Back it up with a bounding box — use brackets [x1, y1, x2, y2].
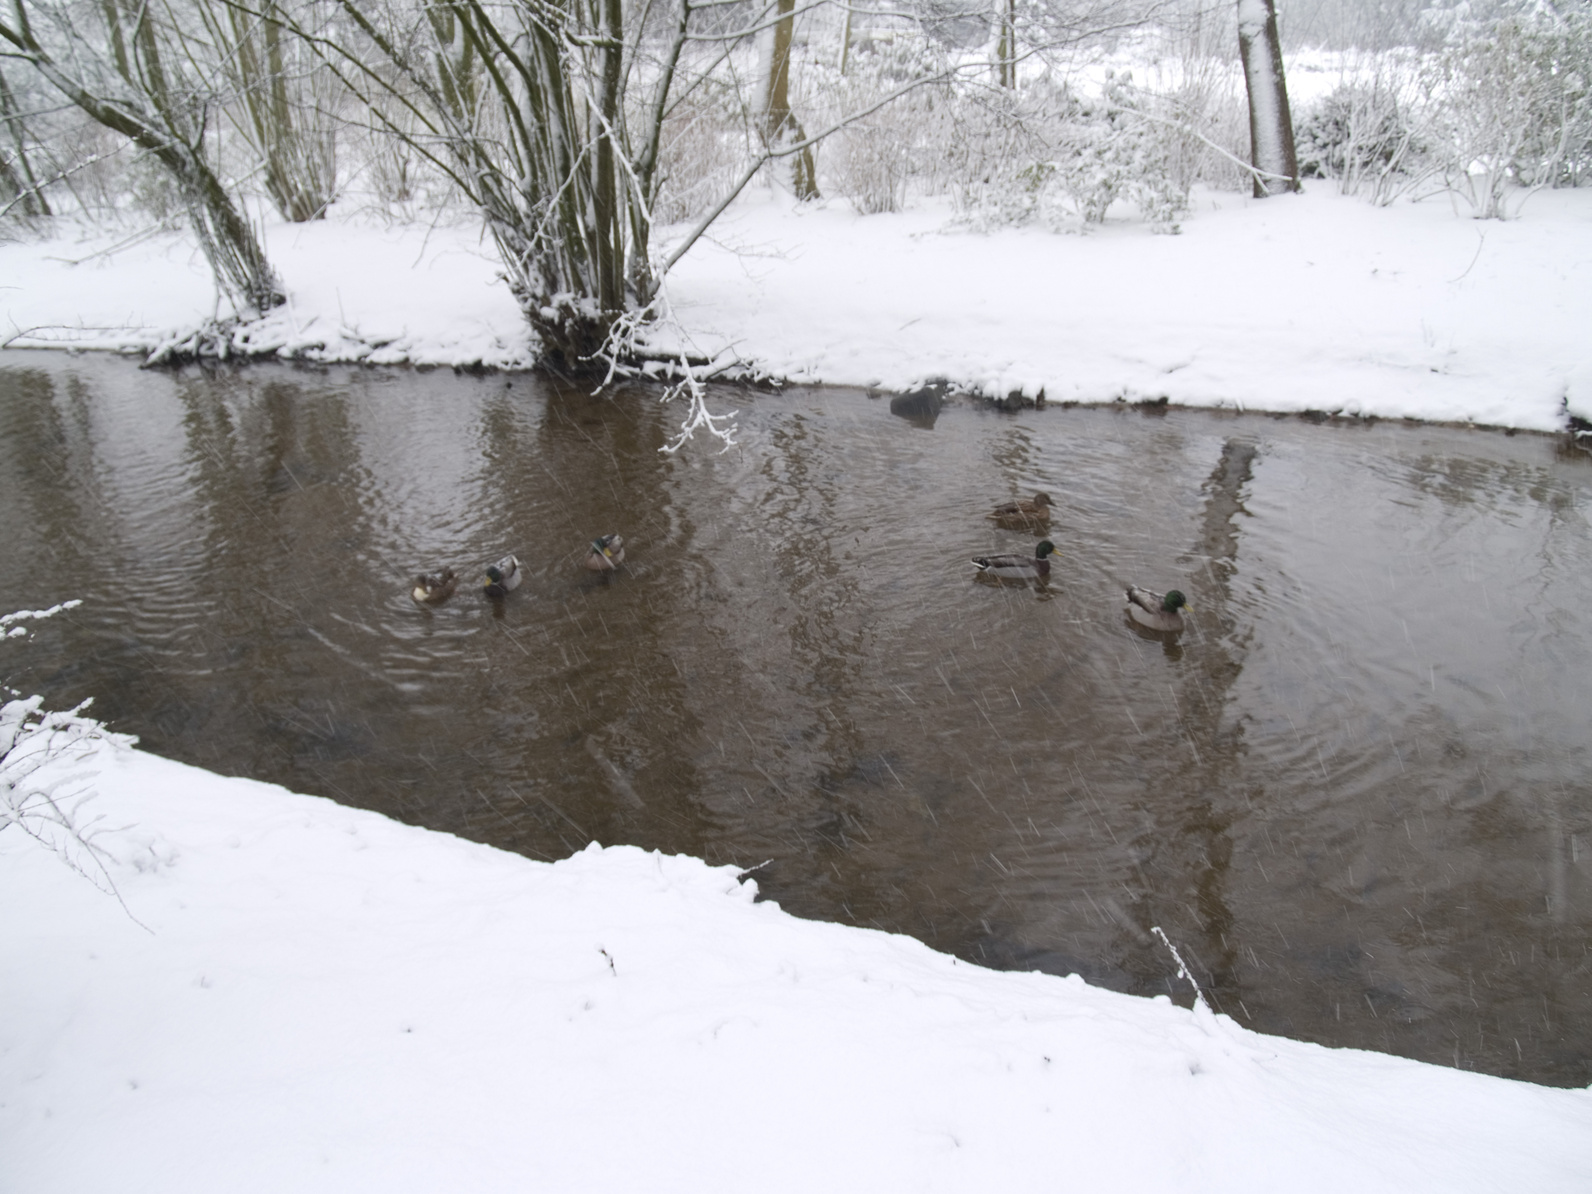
[2, 601, 147, 926]
[1, 598, 82, 639]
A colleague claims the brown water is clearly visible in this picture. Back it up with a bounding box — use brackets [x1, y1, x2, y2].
[3, 353, 1590, 1086]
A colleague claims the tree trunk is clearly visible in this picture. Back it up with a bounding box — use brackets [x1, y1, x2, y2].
[763, 0, 818, 200]
[0, 64, 50, 215]
[593, 0, 625, 312]
[995, 0, 1016, 89]
[1237, 0, 1299, 197]
[220, 2, 337, 223]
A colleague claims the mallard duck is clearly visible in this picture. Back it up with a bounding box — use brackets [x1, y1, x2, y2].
[411, 567, 458, 605]
[585, 534, 625, 572]
[989, 492, 1053, 529]
[1126, 586, 1189, 632]
[971, 540, 1058, 580]
[482, 554, 523, 597]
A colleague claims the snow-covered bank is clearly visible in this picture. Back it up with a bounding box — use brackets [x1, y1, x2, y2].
[3, 729, 1590, 1194]
[4, 184, 1591, 431]
[654, 186, 1592, 432]
[0, 214, 535, 369]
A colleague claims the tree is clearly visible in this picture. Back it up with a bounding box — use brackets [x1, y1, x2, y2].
[279, 0, 648, 368]
[0, 0, 285, 314]
[0, 63, 51, 216]
[1236, 0, 1299, 196]
[995, 0, 1017, 88]
[762, 0, 818, 198]
[197, 0, 339, 222]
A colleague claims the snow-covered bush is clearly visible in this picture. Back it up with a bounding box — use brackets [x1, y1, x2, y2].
[650, 82, 752, 226]
[813, 39, 946, 216]
[826, 111, 914, 215]
[1149, 65, 1253, 195]
[1, 695, 117, 887]
[1296, 73, 1429, 204]
[1422, 5, 1592, 216]
[0, 601, 135, 908]
[934, 75, 1190, 233]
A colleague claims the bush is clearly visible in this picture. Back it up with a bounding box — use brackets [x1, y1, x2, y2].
[649, 82, 751, 226]
[1422, 6, 1592, 216]
[1296, 73, 1428, 204]
[809, 35, 946, 216]
[934, 75, 1190, 234]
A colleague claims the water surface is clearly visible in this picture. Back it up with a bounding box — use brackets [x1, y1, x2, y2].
[2, 353, 1589, 1085]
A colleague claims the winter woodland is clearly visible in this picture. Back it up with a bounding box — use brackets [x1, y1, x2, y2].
[3, 0, 1589, 376]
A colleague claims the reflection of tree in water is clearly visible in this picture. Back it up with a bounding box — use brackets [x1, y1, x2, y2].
[1405, 453, 1579, 518]
[506, 382, 720, 859]
[1128, 438, 1258, 1011]
[0, 369, 92, 593]
[749, 413, 875, 870]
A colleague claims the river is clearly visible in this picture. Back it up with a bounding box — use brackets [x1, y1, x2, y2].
[2, 352, 1588, 1085]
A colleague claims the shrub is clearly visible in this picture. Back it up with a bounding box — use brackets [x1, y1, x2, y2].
[1422, 5, 1592, 216]
[1296, 73, 1429, 204]
[935, 75, 1190, 233]
[649, 82, 751, 226]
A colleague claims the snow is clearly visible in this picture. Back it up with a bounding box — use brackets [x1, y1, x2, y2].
[4, 721, 1590, 1193]
[4, 183, 1591, 430]
[0, 212, 535, 368]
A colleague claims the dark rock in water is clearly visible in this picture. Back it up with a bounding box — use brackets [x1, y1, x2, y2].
[889, 378, 949, 428]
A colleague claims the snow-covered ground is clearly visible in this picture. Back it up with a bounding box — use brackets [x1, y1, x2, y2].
[4, 711, 1590, 1194]
[3, 181, 1590, 430]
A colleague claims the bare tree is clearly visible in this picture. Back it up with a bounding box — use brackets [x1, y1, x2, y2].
[197, 0, 339, 222]
[1236, 0, 1299, 195]
[0, 0, 284, 313]
[995, 0, 1017, 87]
[0, 62, 51, 216]
[269, 0, 652, 367]
[762, 0, 818, 198]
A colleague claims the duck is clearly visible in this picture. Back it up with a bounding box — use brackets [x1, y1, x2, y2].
[989, 492, 1053, 529]
[971, 540, 1058, 581]
[482, 554, 523, 597]
[585, 534, 625, 572]
[411, 567, 458, 605]
[1125, 586, 1189, 632]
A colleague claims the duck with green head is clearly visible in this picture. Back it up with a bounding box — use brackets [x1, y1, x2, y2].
[482, 554, 523, 597]
[971, 540, 1058, 581]
[585, 534, 625, 572]
[1125, 586, 1189, 632]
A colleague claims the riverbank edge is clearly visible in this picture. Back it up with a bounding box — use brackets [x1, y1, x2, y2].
[6, 342, 1589, 450]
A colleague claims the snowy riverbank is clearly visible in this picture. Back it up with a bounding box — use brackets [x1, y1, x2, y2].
[4, 716, 1591, 1193]
[4, 182, 1591, 431]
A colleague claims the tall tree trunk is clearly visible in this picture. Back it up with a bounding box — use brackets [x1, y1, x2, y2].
[1237, 0, 1299, 197]
[593, 0, 625, 312]
[219, 2, 337, 223]
[995, 0, 1016, 89]
[763, 0, 818, 200]
[0, 64, 50, 215]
